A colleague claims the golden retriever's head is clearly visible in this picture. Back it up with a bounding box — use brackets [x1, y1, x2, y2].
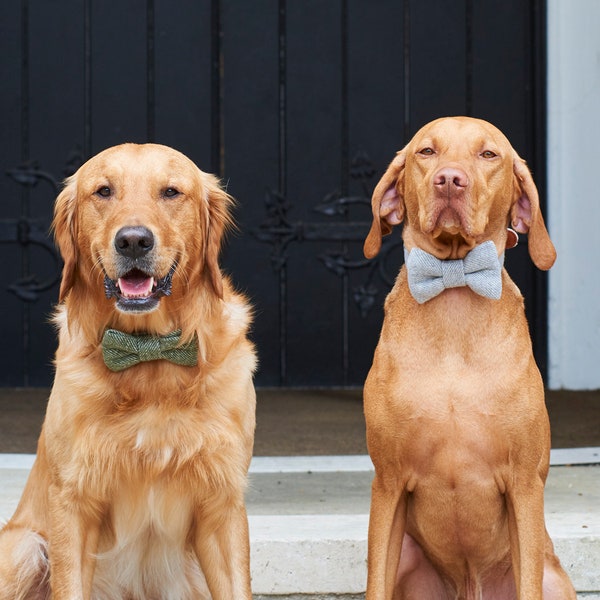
[364, 116, 556, 269]
[53, 143, 233, 329]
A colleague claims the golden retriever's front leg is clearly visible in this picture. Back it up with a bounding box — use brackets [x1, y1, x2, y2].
[193, 500, 252, 600]
[47, 485, 101, 600]
[366, 474, 407, 600]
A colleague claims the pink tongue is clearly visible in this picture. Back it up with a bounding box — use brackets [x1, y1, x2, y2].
[118, 276, 154, 298]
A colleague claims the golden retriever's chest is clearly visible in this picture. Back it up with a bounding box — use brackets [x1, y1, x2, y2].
[66, 401, 244, 499]
[93, 482, 210, 600]
[109, 481, 194, 546]
[120, 405, 202, 460]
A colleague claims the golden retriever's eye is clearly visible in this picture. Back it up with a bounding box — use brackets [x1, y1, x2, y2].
[162, 187, 181, 199]
[95, 186, 112, 198]
[418, 147, 435, 156]
[481, 150, 497, 159]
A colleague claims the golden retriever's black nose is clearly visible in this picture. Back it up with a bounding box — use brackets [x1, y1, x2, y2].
[114, 226, 155, 258]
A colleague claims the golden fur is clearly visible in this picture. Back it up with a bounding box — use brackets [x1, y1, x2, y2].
[363, 117, 575, 599]
[0, 143, 257, 599]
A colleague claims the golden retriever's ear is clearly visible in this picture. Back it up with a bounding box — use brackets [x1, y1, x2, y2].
[52, 176, 79, 302]
[364, 150, 406, 259]
[511, 155, 556, 270]
[203, 173, 235, 299]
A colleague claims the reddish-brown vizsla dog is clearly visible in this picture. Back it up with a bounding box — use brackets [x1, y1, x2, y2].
[363, 117, 575, 599]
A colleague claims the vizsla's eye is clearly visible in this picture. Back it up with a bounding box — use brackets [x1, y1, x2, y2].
[481, 150, 497, 159]
[95, 186, 112, 198]
[418, 147, 435, 156]
[162, 187, 181, 199]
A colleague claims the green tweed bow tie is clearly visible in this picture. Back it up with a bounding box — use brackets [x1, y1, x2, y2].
[101, 329, 198, 372]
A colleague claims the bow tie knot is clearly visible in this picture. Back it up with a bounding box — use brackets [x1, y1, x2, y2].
[404, 240, 504, 304]
[102, 328, 199, 372]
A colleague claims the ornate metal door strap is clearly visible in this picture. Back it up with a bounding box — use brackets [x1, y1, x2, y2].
[250, 152, 403, 317]
[4, 150, 82, 302]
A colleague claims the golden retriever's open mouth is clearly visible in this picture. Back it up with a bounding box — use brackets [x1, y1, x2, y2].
[104, 264, 175, 313]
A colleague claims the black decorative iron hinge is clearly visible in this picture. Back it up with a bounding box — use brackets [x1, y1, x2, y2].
[3, 148, 83, 302]
[251, 151, 403, 317]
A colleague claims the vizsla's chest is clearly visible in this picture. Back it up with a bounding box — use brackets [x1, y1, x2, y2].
[379, 282, 529, 381]
[366, 284, 536, 460]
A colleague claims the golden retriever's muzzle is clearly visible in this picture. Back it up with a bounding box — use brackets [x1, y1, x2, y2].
[103, 225, 175, 313]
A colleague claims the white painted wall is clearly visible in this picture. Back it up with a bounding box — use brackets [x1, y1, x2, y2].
[547, 0, 600, 389]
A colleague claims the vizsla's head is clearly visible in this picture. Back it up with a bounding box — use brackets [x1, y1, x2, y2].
[364, 116, 556, 268]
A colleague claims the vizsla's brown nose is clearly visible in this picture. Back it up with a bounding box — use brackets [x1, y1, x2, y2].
[433, 167, 469, 194]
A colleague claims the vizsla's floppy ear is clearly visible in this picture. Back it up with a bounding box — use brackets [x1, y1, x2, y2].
[202, 173, 235, 298]
[511, 154, 556, 270]
[52, 175, 79, 302]
[364, 150, 406, 259]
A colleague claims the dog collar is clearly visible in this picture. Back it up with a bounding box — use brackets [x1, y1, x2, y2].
[101, 328, 198, 372]
[506, 227, 519, 249]
[404, 240, 504, 304]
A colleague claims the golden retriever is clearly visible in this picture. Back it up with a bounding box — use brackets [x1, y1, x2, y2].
[0, 143, 257, 599]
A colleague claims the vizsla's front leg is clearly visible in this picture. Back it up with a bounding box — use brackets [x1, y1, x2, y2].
[542, 535, 577, 600]
[366, 474, 407, 600]
[506, 476, 546, 599]
[48, 485, 101, 600]
[193, 500, 252, 600]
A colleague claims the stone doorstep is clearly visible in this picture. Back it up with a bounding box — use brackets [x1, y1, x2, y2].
[0, 452, 598, 596]
[252, 596, 600, 599]
[248, 513, 600, 596]
[247, 450, 600, 596]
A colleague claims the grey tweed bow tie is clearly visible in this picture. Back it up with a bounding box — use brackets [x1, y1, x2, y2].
[102, 329, 198, 372]
[404, 240, 503, 304]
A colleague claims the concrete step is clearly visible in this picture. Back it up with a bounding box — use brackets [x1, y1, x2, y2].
[1, 450, 599, 597]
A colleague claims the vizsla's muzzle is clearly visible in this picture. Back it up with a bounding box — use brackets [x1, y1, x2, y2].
[429, 165, 472, 235]
[433, 166, 469, 199]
